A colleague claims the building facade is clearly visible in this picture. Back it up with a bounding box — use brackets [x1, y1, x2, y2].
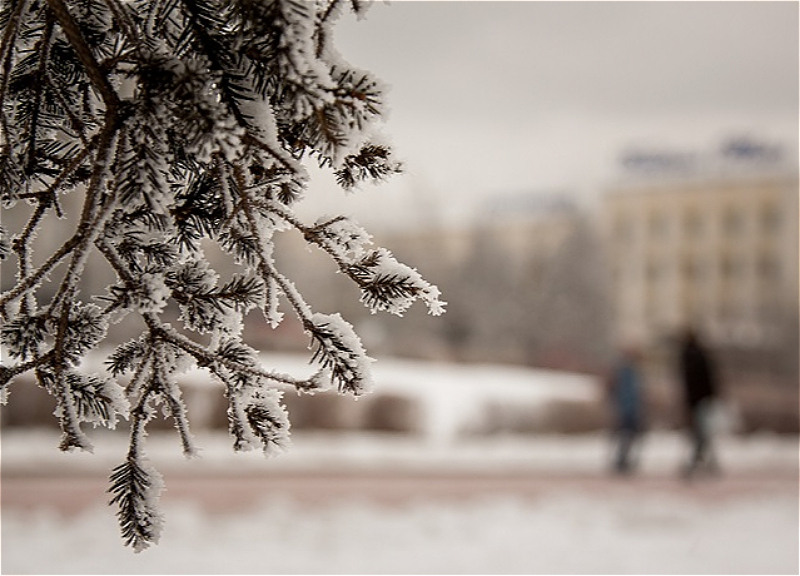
[603, 174, 798, 350]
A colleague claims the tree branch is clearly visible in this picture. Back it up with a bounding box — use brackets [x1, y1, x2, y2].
[25, 11, 55, 173]
[0, 0, 27, 149]
[45, 0, 121, 112]
[234, 166, 314, 325]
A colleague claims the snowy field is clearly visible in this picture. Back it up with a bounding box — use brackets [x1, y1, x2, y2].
[2, 430, 798, 575]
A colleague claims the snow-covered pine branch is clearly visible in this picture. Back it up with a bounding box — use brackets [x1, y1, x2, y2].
[108, 452, 166, 552]
[0, 0, 444, 551]
[307, 311, 374, 396]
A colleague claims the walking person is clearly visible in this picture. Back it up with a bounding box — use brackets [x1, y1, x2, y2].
[678, 327, 721, 478]
[606, 346, 645, 475]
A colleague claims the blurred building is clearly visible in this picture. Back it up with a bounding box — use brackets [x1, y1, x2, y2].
[603, 138, 799, 351]
[375, 190, 580, 268]
[363, 191, 615, 370]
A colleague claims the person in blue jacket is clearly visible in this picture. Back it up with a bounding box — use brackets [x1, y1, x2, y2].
[607, 346, 646, 474]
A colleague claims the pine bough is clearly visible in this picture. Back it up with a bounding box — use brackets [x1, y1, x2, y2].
[0, 0, 444, 551]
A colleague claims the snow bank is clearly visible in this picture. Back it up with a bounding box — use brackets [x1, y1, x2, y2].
[72, 351, 600, 444]
[162, 353, 600, 444]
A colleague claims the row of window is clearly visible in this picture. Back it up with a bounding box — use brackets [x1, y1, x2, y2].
[614, 253, 782, 284]
[619, 293, 785, 326]
[613, 201, 783, 243]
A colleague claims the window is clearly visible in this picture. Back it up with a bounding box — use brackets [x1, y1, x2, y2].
[683, 209, 703, 237]
[647, 260, 662, 282]
[720, 254, 744, 280]
[682, 258, 694, 281]
[761, 202, 781, 233]
[682, 256, 706, 282]
[649, 211, 669, 238]
[723, 207, 745, 236]
[757, 254, 780, 279]
[614, 214, 634, 243]
[717, 297, 734, 322]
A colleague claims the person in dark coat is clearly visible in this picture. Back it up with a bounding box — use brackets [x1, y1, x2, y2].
[678, 328, 720, 477]
[607, 346, 645, 475]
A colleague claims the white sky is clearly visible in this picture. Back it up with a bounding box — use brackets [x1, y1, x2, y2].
[300, 1, 799, 229]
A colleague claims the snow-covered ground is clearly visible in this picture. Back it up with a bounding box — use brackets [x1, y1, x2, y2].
[2, 430, 798, 574]
[3, 486, 797, 575]
[2, 355, 798, 574]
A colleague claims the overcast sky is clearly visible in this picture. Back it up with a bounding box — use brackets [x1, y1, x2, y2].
[301, 1, 799, 229]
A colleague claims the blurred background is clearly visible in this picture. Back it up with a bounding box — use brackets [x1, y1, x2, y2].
[2, 1, 798, 574]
